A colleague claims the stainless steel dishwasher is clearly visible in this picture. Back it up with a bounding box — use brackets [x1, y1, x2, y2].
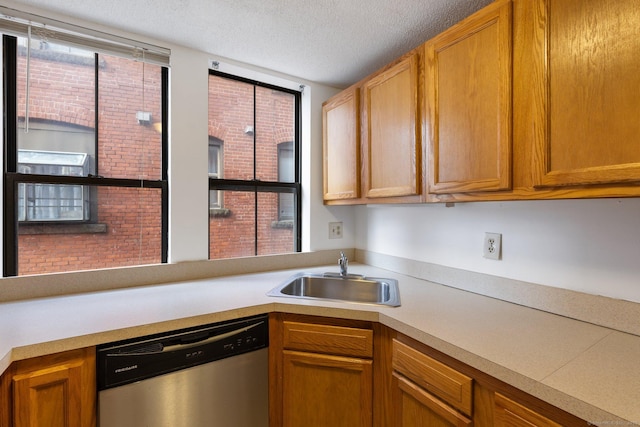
[97, 314, 269, 427]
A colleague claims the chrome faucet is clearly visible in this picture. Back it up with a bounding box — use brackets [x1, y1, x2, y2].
[338, 251, 348, 277]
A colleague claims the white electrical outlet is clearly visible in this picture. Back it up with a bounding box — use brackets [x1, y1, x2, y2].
[329, 222, 343, 239]
[483, 232, 502, 260]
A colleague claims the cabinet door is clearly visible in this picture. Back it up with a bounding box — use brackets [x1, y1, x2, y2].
[425, 0, 512, 194]
[11, 348, 96, 427]
[494, 393, 562, 427]
[323, 87, 361, 202]
[530, 0, 640, 188]
[392, 374, 471, 427]
[362, 52, 421, 200]
[282, 350, 373, 427]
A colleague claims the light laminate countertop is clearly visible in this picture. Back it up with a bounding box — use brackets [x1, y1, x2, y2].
[1, 263, 638, 425]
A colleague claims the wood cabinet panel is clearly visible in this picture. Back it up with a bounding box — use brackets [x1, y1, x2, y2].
[426, 0, 512, 194]
[282, 350, 373, 427]
[323, 87, 361, 201]
[392, 339, 473, 416]
[532, 0, 640, 188]
[283, 320, 373, 358]
[392, 373, 472, 427]
[494, 393, 562, 427]
[3, 348, 96, 427]
[362, 52, 422, 200]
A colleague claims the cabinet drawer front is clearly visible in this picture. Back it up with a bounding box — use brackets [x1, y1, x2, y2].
[392, 339, 472, 416]
[494, 393, 562, 427]
[394, 373, 472, 427]
[283, 321, 373, 358]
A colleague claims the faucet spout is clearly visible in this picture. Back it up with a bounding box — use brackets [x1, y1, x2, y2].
[338, 251, 348, 277]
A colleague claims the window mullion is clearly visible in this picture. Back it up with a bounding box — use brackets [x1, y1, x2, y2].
[95, 52, 100, 177]
[252, 85, 258, 256]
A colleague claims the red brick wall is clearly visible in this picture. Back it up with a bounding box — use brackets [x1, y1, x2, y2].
[16, 50, 163, 275]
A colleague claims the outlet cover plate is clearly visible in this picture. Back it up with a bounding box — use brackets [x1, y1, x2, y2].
[329, 222, 343, 239]
[483, 232, 502, 260]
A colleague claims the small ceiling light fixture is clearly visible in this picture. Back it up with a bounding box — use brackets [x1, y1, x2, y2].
[244, 125, 254, 136]
[136, 111, 152, 125]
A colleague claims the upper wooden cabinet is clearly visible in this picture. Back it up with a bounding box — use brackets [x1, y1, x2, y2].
[425, 0, 513, 195]
[323, 0, 640, 203]
[524, 0, 640, 189]
[362, 52, 422, 201]
[323, 87, 361, 202]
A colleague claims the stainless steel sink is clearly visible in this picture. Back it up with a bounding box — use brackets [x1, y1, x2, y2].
[267, 272, 400, 307]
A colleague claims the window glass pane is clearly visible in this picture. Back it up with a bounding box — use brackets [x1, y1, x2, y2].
[278, 141, 294, 183]
[209, 190, 255, 259]
[17, 185, 163, 275]
[18, 183, 88, 222]
[98, 56, 163, 180]
[16, 37, 96, 171]
[209, 189, 222, 210]
[208, 75, 254, 180]
[208, 138, 222, 178]
[5, 34, 167, 277]
[257, 192, 294, 256]
[256, 87, 295, 182]
[207, 72, 299, 260]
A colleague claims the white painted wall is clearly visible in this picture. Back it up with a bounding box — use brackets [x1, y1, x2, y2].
[355, 198, 640, 303]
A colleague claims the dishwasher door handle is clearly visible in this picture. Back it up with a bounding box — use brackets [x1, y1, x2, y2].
[163, 321, 264, 353]
[109, 321, 265, 356]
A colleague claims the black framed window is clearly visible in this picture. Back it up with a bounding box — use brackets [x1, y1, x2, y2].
[2, 32, 169, 277]
[208, 71, 301, 259]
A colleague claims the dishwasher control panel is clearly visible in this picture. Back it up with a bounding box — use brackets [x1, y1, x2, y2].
[97, 313, 269, 390]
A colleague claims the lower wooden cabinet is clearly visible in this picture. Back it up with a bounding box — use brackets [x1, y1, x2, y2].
[0, 347, 96, 427]
[269, 313, 375, 427]
[0, 316, 593, 427]
[269, 315, 590, 427]
[388, 332, 589, 427]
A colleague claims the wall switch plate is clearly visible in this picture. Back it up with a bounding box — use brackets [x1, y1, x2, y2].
[483, 232, 502, 260]
[329, 222, 343, 239]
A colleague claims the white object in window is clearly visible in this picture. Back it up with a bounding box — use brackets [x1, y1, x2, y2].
[208, 139, 223, 209]
[17, 149, 90, 222]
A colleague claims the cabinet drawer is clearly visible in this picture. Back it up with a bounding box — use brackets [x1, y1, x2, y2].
[494, 393, 562, 427]
[392, 339, 472, 416]
[283, 321, 373, 358]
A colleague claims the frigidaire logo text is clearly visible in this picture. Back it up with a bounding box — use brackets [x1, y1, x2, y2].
[115, 364, 138, 373]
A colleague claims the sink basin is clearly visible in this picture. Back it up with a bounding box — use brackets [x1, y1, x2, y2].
[267, 272, 400, 307]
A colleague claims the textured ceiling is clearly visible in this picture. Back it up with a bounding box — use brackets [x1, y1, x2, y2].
[10, 0, 493, 88]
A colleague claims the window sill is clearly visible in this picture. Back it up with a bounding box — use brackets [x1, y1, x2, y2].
[210, 208, 232, 218]
[271, 220, 293, 229]
[18, 223, 108, 235]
